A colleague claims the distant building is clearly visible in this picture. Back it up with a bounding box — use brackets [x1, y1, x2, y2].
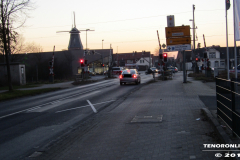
[112, 51, 153, 71]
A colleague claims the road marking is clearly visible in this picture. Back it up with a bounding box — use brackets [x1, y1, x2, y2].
[87, 100, 97, 113]
[0, 91, 101, 119]
[27, 91, 101, 113]
[55, 100, 116, 113]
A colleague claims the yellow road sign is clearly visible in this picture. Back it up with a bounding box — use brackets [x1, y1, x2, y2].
[165, 26, 190, 38]
[166, 37, 191, 45]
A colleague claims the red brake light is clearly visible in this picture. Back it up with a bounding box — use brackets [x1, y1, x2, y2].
[132, 74, 137, 78]
[119, 75, 123, 79]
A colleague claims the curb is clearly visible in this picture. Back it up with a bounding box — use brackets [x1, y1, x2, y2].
[201, 108, 240, 160]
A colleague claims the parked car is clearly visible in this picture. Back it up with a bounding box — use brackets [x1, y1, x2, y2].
[230, 65, 240, 73]
[119, 69, 141, 85]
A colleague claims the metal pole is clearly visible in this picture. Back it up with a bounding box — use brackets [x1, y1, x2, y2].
[226, 1, 230, 80]
[86, 30, 88, 49]
[102, 39, 104, 49]
[233, 0, 238, 79]
[193, 5, 195, 51]
[183, 50, 187, 83]
[193, 4, 197, 73]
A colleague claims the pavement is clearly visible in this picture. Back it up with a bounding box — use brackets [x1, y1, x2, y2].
[25, 72, 240, 160]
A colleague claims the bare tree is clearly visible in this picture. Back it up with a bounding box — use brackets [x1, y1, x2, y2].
[0, 0, 33, 91]
[23, 41, 43, 53]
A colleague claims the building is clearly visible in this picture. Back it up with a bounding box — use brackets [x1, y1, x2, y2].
[112, 51, 153, 71]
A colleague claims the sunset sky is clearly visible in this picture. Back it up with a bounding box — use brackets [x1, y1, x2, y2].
[18, 0, 238, 57]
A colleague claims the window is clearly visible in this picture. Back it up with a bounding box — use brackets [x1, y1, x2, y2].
[209, 52, 216, 58]
[214, 61, 219, 67]
[220, 61, 225, 67]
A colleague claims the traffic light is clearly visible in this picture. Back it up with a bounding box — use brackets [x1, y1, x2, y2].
[195, 58, 199, 62]
[159, 54, 163, 59]
[163, 53, 167, 62]
[80, 59, 84, 67]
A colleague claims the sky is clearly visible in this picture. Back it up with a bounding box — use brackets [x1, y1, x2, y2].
[18, 0, 239, 57]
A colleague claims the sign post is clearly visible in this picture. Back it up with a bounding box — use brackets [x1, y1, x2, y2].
[165, 19, 191, 83]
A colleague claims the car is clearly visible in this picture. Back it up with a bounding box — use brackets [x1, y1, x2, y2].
[112, 67, 124, 76]
[89, 70, 96, 76]
[150, 67, 158, 73]
[119, 69, 141, 85]
[167, 66, 178, 73]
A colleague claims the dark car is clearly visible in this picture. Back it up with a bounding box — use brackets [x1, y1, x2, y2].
[167, 66, 178, 73]
[120, 69, 141, 85]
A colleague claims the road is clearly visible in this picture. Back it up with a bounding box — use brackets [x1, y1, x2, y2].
[0, 72, 155, 160]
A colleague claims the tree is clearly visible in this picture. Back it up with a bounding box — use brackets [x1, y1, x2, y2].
[0, 0, 33, 91]
[23, 41, 43, 53]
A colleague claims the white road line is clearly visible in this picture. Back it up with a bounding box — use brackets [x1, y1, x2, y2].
[87, 100, 97, 113]
[28, 91, 101, 113]
[55, 99, 116, 113]
[0, 91, 101, 119]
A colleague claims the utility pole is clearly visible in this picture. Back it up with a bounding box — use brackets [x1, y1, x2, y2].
[190, 4, 197, 73]
[193, 5, 195, 52]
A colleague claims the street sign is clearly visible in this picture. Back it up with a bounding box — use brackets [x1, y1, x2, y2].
[166, 37, 191, 45]
[167, 15, 175, 27]
[165, 26, 190, 38]
[167, 44, 191, 51]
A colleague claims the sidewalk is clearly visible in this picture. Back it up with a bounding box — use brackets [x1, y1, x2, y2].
[35, 73, 228, 160]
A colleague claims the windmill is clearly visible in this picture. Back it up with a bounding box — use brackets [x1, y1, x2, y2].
[57, 12, 84, 50]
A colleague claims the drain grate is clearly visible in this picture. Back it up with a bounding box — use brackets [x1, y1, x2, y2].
[130, 115, 163, 123]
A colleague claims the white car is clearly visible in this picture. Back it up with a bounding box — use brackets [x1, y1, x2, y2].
[112, 67, 124, 76]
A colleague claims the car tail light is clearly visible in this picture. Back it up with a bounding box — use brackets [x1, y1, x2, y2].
[132, 74, 137, 78]
[175, 69, 177, 71]
[119, 75, 123, 79]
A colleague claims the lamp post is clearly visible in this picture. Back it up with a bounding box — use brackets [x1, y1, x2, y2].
[78, 29, 95, 50]
[86, 29, 90, 49]
[102, 39, 104, 49]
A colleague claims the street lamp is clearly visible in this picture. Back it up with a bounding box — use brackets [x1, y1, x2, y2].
[102, 39, 104, 49]
[86, 29, 90, 49]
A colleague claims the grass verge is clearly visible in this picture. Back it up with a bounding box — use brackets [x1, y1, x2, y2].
[0, 88, 62, 102]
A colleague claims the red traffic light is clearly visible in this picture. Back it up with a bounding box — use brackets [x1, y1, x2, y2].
[196, 58, 199, 61]
[80, 59, 84, 63]
[163, 53, 167, 57]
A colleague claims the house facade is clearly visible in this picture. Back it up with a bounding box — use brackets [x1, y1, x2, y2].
[112, 52, 153, 71]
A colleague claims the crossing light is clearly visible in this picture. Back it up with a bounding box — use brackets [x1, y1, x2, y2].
[163, 53, 167, 62]
[80, 59, 84, 67]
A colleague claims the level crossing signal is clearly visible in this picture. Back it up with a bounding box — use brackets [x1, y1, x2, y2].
[163, 53, 167, 62]
[80, 59, 85, 67]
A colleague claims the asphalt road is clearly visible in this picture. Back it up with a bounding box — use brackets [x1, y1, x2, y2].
[0, 72, 154, 160]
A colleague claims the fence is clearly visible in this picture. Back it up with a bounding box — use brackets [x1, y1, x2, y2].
[216, 77, 240, 137]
